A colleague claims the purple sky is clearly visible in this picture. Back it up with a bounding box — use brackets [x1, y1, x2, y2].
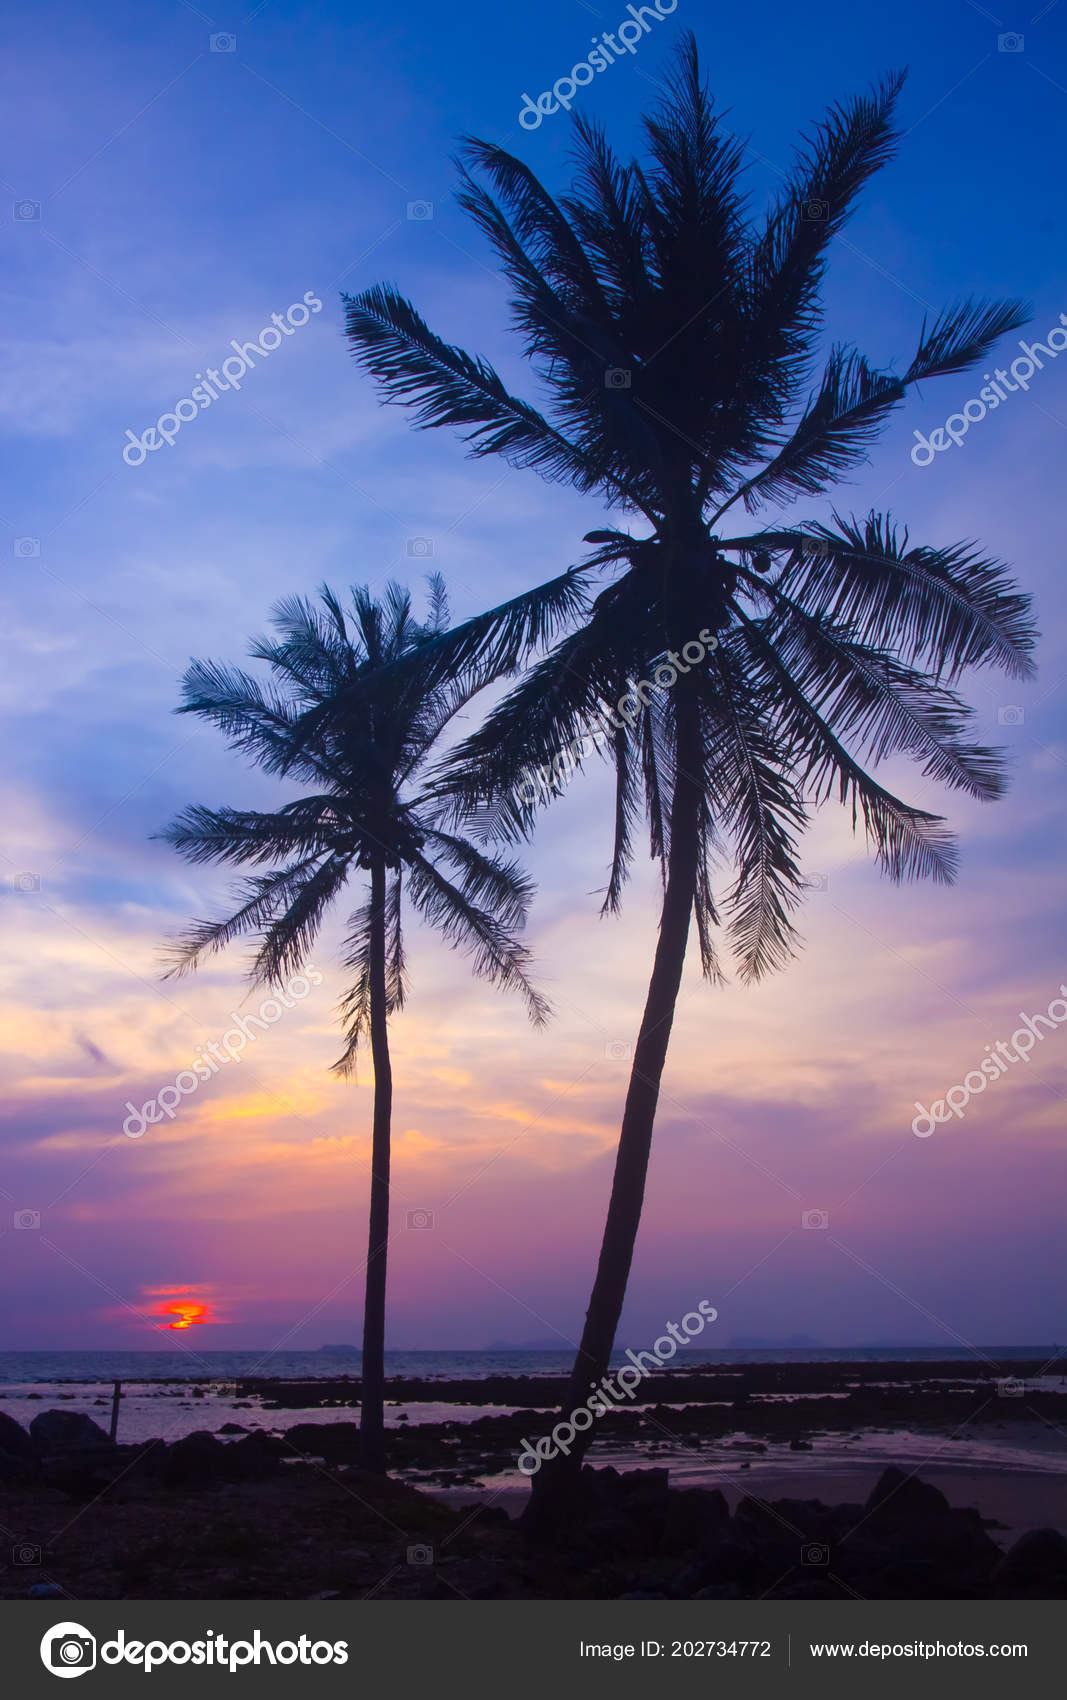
[1, 0, 1065, 1353]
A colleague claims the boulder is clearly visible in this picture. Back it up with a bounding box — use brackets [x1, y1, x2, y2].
[29, 1410, 114, 1457]
[662, 1486, 730, 1552]
[160, 1430, 228, 1486]
[283, 1422, 360, 1464]
[994, 1529, 1067, 1595]
[0, 1447, 38, 1484]
[863, 1466, 950, 1522]
[223, 1433, 280, 1481]
[0, 1411, 36, 1461]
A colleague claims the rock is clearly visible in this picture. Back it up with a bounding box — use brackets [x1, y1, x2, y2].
[994, 1529, 1067, 1594]
[863, 1467, 950, 1522]
[223, 1433, 279, 1481]
[28, 1583, 65, 1599]
[29, 1410, 115, 1457]
[790, 1438, 813, 1450]
[283, 1422, 360, 1464]
[160, 1430, 227, 1486]
[662, 1487, 730, 1552]
[217, 1422, 247, 1435]
[850, 1473, 1000, 1594]
[39, 1459, 115, 1498]
[534, 1466, 672, 1557]
[0, 1411, 36, 1462]
[1, 1448, 41, 1484]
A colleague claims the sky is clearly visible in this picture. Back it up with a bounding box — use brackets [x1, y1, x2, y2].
[1, 0, 1065, 1355]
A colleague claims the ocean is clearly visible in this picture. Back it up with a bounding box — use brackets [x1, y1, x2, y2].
[3, 1348, 1063, 1486]
[0, 1345, 1056, 1385]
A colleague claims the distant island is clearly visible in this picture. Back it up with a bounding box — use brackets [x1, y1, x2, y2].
[317, 1344, 360, 1353]
[727, 1335, 826, 1348]
[486, 1338, 567, 1351]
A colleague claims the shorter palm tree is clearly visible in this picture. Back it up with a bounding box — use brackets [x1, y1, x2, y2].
[159, 576, 548, 1472]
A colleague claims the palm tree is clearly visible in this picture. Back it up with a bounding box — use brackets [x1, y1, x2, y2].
[158, 577, 550, 1473]
[339, 36, 1037, 1518]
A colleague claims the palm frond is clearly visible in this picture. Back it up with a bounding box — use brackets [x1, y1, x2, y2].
[332, 876, 407, 1075]
[904, 298, 1030, 382]
[162, 857, 330, 977]
[406, 850, 550, 1025]
[733, 512, 1037, 680]
[343, 283, 610, 491]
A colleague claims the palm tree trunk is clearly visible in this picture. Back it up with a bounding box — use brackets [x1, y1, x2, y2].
[359, 854, 393, 1474]
[525, 692, 703, 1529]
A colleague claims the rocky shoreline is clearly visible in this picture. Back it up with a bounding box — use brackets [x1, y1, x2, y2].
[2, 1401, 1067, 1600]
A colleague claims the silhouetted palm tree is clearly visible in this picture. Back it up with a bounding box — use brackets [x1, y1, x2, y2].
[340, 36, 1037, 1518]
[159, 577, 549, 1472]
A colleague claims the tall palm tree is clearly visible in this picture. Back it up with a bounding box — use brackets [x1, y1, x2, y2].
[159, 577, 550, 1473]
[340, 36, 1037, 1517]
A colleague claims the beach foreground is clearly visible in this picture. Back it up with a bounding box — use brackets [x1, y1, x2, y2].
[2, 1358, 1067, 1599]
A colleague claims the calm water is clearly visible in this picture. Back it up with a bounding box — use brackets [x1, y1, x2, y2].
[0, 1346, 1057, 1385]
[2, 1348, 1063, 1461]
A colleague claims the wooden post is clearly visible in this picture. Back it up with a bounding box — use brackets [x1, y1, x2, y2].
[109, 1379, 121, 1442]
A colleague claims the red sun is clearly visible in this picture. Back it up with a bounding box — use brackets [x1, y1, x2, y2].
[161, 1303, 209, 1330]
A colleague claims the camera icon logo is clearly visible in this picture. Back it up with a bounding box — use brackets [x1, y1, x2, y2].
[803, 199, 830, 221]
[806, 871, 829, 892]
[407, 200, 434, 221]
[14, 200, 41, 221]
[604, 367, 631, 389]
[14, 537, 41, 557]
[802, 1541, 830, 1565]
[998, 32, 1024, 52]
[802, 1209, 829, 1231]
[14, 1542, 42, 1565]
[15, 1209, 41, 1230]
[996, 1377, 1024, 1398]
[210, 33, 236, 52]
[406, 537, 434, 558]
[997, 704, 1024, 726]
[40, 1622, 97, 1678]
[406, 1543, 434, 1565]
[406, 1208, 436, 1230]
[13, 871, 41, 893]
[605, 1040, 632, 1061]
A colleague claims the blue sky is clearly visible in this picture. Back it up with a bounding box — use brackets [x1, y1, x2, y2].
[1, 0, 1065, 1351]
